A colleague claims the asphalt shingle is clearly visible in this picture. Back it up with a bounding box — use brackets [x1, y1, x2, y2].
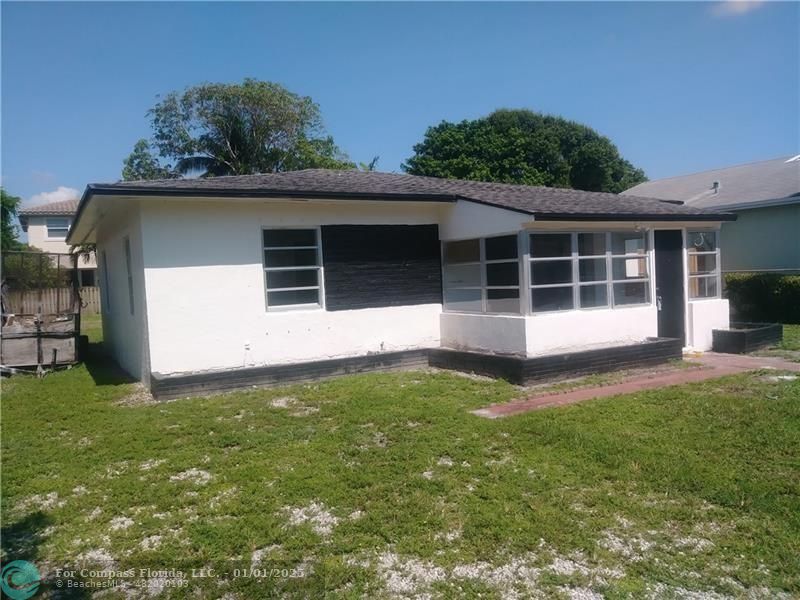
[623, 156, 800, 210]
[87, 169, 734, 221]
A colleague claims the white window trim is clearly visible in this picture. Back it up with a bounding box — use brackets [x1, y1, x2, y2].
[529, 231, 652, 314]
[441, 233, 523, 315]
[46, 217, 70, 239]
[262, 226, 325, 312]
[687, 229, 722, 301]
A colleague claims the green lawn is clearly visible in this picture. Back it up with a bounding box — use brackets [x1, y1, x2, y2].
[751, 324, 800, 362]
[1, 319, 799, 599]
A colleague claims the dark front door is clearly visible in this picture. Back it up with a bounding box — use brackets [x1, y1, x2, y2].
[654, 230, 685, 343]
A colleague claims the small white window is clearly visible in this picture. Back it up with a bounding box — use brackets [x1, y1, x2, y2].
[124, 237, 134, 315]
[687, 231, 720, 299]
[262, 229, 322, 309]
[46, 217, 70, 239]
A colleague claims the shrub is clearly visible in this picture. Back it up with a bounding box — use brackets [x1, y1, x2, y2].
[725, 273, 800, 324]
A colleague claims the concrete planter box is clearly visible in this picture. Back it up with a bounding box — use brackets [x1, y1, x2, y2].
[712, 322, 783, 354]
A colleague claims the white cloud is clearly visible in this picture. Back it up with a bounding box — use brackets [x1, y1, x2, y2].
[24, 186, 80, 208]
[710, 0, 766, 17]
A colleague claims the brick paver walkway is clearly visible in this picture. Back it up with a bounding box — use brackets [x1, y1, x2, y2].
[473, 352, 800, 419]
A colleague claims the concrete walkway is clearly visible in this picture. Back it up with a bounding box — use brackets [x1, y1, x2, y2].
[473, 352, 800, 419]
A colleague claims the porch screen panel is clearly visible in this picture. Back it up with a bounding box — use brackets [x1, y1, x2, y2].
[529, 231, 651, 313]
[321, 224, 442, 311]
[443, 234, 521, 314]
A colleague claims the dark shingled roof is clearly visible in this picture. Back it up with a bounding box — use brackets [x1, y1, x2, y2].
[83, 169, 735, 221]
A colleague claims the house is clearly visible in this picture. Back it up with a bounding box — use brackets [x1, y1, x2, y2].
[66, 170, 735, 397]
[18, 198, 98, 286]
[623, 156, 800, 274]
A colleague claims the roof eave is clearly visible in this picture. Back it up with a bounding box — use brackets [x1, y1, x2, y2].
[66, 183, 460, 245]
[532, 212, 737, 222]
[85, 184, 460, 203]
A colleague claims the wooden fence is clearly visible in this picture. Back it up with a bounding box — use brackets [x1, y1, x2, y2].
[5, 286, 101, 316]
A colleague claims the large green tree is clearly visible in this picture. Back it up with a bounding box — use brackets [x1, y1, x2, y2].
[122, 139, 177, 181]
[123, 79, 354, 179]
[403, 109, 646, 193]
[1, 188, 25, 251]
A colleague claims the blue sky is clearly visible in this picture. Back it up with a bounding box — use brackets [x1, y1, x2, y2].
[2, 1, 798, 209]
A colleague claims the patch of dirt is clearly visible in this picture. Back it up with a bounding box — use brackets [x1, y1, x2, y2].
[251, 545, 281, 566]
[110, 516, 134, 531]
[270, 396, 319, 416]
[375, 552, 447, 596]
[169, 468, 212, 486]
[77, 548, 117, 570]
[281, 501, 339, 537]
[209, 486, 239, 509]
[598, 530, 654, 561]
[85, 507, 103, 521]
[16, 492, 65, 513]
[140, 535, 163, 551]
[114, 383, 158, 406]
[139, 459, 166, 471]
[72, 485, 89, 496]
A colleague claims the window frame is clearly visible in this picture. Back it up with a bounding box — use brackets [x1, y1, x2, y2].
[261, 226, 325, 312]
[46, 217, 70, 239]
[528, 230, 652, 314]
[686, 229, 721, 301]
[441, 233, 523, 315]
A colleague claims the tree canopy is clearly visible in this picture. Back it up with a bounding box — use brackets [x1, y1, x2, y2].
[1, 188, 25, 252]
[403, 109, 647, 193]
[122, 139, 177, 181]
[122, 79, 354, 180]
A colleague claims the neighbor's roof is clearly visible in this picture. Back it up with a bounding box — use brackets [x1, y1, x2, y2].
[18, 198, 79, 216]
[18, 198, 79, 231]
[623, 156, 800, 211]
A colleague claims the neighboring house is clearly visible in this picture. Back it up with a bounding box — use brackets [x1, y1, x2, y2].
[18, 198, 98, 286]
[66, 169, 734, 395]
[623, 156, 800, 274]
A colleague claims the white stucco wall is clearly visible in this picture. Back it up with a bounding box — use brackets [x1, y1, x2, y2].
[687, 298, 730, 351]
[525, 305, 658, 356]
[719, 204, 800, 273]
[96, 205, 149, 381]
[25, 216, 97, 268]
[91, 192, 734, 379]
[441, 306, 660, 358]
[439, 199, 531, 240]
[440, 313, 528, 355]
[139, 199, 443, 375]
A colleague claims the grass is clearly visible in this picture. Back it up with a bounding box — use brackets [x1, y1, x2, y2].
[1, 318, 799, 599]
[753, 324, 800, 361]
